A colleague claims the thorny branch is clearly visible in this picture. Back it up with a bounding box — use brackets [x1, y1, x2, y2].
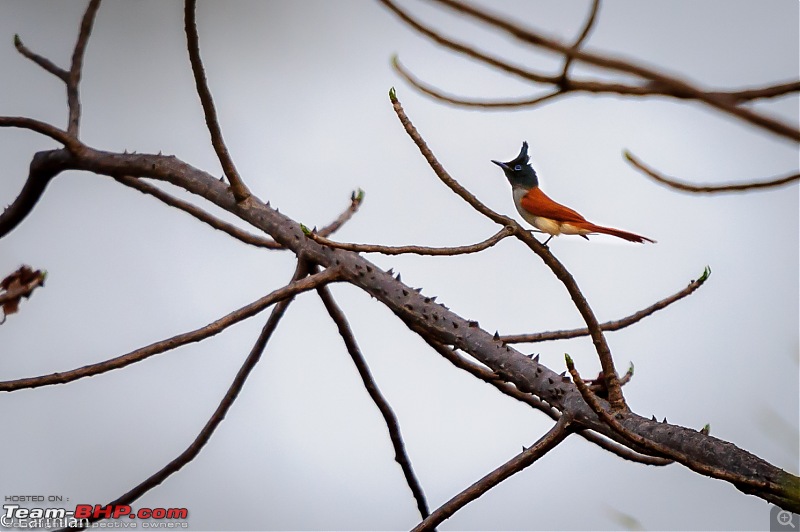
[115, 176, 364, 249]
[389, 88, 627, 411]
[422, 338, 671, 467]
[566, 356, 799, 511]
[2, 0, 798, 526]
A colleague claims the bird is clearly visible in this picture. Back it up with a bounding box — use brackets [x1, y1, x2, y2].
[492, 142, 655, 245]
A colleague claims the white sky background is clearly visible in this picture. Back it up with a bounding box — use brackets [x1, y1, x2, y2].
[0, 1, 798, 530]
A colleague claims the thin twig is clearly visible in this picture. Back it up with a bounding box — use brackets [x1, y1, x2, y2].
[412, 415, 572, 532]
[0, 117, 83, 152]
[502, 267, 711, 343]
[66, 0, 101, 136]
[114, 175, 281, 248]
[13, 34, 69, 80]
[184, 0, 250, 202]
[0, 267, 340, 392]
[59, 263, 310, 531]
[306, 225, 513, 256]
[625, 151, 800, 193]
[389, 89, 627, 411]
[393, 56, 562, 109]
[718, 80, 800, 103]
[559, 0, 600, 82]
[316, 189, 365, 237]
[315, 273, 430, 520]
[116, 176, 365, 248]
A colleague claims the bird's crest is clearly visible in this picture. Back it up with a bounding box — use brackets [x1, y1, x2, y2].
[492, 141, 538, 188]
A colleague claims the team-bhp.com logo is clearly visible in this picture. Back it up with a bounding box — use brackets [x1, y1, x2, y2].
[2, 503, 189, 528]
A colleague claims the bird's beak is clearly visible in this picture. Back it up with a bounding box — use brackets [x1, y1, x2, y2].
[491, 160, 508, 170]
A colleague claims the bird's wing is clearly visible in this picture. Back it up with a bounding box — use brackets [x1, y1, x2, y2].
[520, 187, 587, 223]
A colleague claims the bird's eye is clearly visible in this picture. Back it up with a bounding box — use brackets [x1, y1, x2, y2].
[514, 165, 522, 171]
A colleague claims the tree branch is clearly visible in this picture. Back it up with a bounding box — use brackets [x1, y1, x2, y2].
[566, 355, 800, 511]
[315, 274, 430, 520]
[502, 267, 711, 344]
[13, 34, 69, 81]
[430, 0, 799, 141]
[114, 175, 281, 248]
[19, 141, 798, 512]
[184, 0, 250, 202]
[389, 89, 627, 411]
[422, 338, 671, 467]
[305, 225, 514, 256]
[0, 267, 340, 392]
[412, 415, 572, 531]
[59, 262, 310, 531]
[559, 0, 600, 82]
[392, 56, 562, 109]
[382, 0, 800, 141]
[66, 0, 101, 136]
[625, 151, 800, 193]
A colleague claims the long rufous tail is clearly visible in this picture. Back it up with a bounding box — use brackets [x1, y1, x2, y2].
[578, 222, 656, 244]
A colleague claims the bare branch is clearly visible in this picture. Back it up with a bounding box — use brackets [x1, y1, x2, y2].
[13, 34, 69, 80]
[184, 0, 250, 202]
[0, 267, 341, 392]
[718, 80, 800, 103]
[316, 189, 365, 238]
[412, 415, 572, 532]
[390, 89, 627, 410]
[315, 274, 430, 520]
[0, 117, 82, 152]
[60, 263, 310, 531]
[393, 56, 562, 109]
[23, 141, 798, 512]
[625, 151, 800, 193]
[502, 267, 711, 343]
[114, 175, 281, 248]
[382, 0, 800, 141]
[423, 339, 671, 466]
[427, 0, 799, 141]
[559, 0, 600, 81]
[305, 225, 513, 256]
[565, 355, 798, 508]
[66, 0, 101, 136]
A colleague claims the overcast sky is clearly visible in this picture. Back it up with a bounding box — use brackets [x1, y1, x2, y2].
[1, 1, 798, 530]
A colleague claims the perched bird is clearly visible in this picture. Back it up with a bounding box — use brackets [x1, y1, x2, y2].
[492, 142, 655, 244]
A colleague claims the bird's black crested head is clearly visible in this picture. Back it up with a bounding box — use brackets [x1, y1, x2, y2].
[491, 141, 538, 189]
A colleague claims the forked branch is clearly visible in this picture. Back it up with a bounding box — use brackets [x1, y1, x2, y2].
[60, 262, 311, 531]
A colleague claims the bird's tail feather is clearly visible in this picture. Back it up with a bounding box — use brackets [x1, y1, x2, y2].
[579, 222, 656, 244]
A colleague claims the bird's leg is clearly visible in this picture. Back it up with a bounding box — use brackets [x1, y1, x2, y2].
[542, 235, 554, 246]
